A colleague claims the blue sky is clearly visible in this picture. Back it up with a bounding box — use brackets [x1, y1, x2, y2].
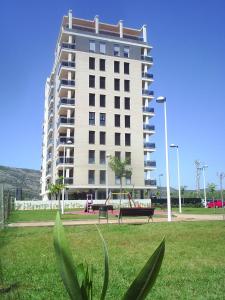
[0, 0, 225, 189]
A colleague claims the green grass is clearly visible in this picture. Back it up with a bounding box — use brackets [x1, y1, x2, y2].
[172, 207, 225, 214]
[1, 221, 225, 299]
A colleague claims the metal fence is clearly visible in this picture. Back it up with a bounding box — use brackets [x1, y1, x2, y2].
[0, 184, 15, 228]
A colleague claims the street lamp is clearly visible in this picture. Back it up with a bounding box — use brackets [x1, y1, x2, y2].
[105, 153, 111, 201]
[170, 144, 182, 213]
[158, 174, 163, 199]
[61, 139, 73, 214]
[201, 165, 208, 208]
[156, 96, 172, 222]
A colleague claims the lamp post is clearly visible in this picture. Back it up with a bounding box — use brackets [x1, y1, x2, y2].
[158, 174, 163, 199]
[170, 144, 182, 213]
[61, 139, 72, 214]
[217, 172, 225, 209]
[156, 96, 172, 222]
[106, 154, 111, 201]
[201, 165, 208, 208]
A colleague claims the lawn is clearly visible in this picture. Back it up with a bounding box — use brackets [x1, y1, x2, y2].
[172, 207, 225, 214]
[0, 221, 225, 299]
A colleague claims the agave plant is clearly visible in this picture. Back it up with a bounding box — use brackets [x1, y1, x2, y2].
[54, 212, 165, 300]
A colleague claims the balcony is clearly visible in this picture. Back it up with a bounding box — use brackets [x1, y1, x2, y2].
[141, 55, 153, 63]
[142, 90, 154, 97]
[144, 142, 156, 150]
[143, 107, 154, 114]
[57, 136, 74, 146]
[58, 61, 76, 75]
[144, 161, 156, 168]
[48, 109, 53, 119]
[58, 79, 75, 92]
[57, 117, 74, 128]
[48, 123, 53, 132]
[145, 179, 157, 186]
[142, 73, 154, 80]
[64, 177, 73, 185]
[143, 124, 155, 132]
[58, 98, 75, 108]
[61, 42, 76, 50]
[48, 96, 53, 105]
[56, 156, 74, 165]
[46, 169, 52, 177]
[47, 153, 52, 161]
[47, 138, 53, 147]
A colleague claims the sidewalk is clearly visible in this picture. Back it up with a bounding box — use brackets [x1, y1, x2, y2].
[7, 213, 224, 228]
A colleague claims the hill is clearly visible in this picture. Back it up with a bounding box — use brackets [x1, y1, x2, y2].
[0, 165, 41, 200]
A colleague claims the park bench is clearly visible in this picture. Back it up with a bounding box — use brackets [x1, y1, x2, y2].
[118, 207, 155, 223]
[91, 204, 114, 213]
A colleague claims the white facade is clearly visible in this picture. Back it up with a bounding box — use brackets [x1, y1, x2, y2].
[41, 11, 156, 200]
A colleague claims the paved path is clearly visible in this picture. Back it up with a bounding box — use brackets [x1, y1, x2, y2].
[7, 213, 224, 228]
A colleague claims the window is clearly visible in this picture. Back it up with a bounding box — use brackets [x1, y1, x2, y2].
[88, 170, 95, 184]
[124, 46, 130, 58]
[89, 41, 95, 52]
[100, 43, 106, 54]
[114, 44, 120, 56]
[115, 151, 121, 160]
[89, 75, 95, 88]
[126, 175, 131, 185]
[100, 113, 106, 126]
[125, 133, 131, 146]
[89, 112, 95, 125]
[114, 79, 120, 91]
[100, 151, 106, 164]
[100, 94, 106, 107]
[114, 114, 120, 127]
[100, 131, 106, 145]
[114, 61, 120, 73]
[88, 150, 95, 164]
[125, 152, 131, 164]
[125, 115, 130, 128]
[124, 80, 130, 92]
[89, 57, 95, 70]
[115, 133, 120, 145]
[100, 77, 106, 89]
[124, 62, 129, 74]
[125, 97, 130, 110]
[89, 131, 95, 144]
[114, 96, 120, 109]
[89, 93, 95, 106]
[115, 175, 120, 185]
[99, 59, 105, 71]
[100, 170, 106, 184]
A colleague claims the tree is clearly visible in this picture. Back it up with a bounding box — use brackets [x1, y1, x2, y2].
[108, 156, 132, 207]
[181, 185, 187, 204]
[48, 177, 66, 212]
[208, 183, 216, 201]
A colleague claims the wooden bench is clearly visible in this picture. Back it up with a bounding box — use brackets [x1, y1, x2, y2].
[118, 207, 155, 223]
[91, 204, 114, 213]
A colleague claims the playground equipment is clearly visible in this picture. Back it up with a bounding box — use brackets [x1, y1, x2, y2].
[84, 194, 93, 212]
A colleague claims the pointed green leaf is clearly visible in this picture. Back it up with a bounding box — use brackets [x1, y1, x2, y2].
[53, 212, 83, 300]
[122, 238, 165, 300]
[96, 226, 109, 300]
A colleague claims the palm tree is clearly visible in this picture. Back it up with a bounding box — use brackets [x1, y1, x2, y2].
[48, 177, 66, 212]
[109, 156, 132, 208]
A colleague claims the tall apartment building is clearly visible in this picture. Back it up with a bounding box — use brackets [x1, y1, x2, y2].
[41, 10, 156, 201]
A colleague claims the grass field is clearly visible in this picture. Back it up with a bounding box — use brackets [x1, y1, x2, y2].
[1, 221, 225, 299]
[172, 207, 225, 215]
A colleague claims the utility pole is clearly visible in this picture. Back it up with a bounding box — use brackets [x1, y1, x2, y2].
[195, 160, 201, 197]
[217, 172, 225, 208]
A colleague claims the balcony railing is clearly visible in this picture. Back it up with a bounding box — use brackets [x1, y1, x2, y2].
[142, 90, 154, 96]
[144, 142, 156, 149]
[47, 138, 53, 147]
[57, 137, 74, 146]
[64, 177, 73, 184]
[61, 42, 76, 50]
[58, 98, 75, 107]
[57, 117, 74, 127]
[142, 73, 154, 79]
[48, 109, 53, 118]
[143, 124, 155, 131]
[143, 107, 154, 113]
[60, 60, 75, 68]
[47, 153, 52, 161]
[56, 156, 74, 165]
[144, 161, 156, 167]
[58, 79, 75, 89]
[46, 169, 52, 176]
[145, 179, 157, 186]
[48, 123, 53, 131]
[141, 55, 153, 62]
